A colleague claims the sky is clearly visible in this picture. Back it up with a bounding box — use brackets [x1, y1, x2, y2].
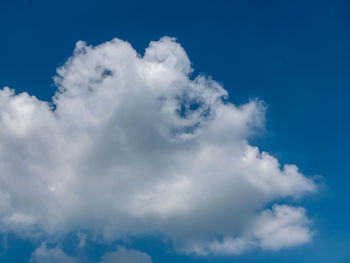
[0, 0, 349, 262]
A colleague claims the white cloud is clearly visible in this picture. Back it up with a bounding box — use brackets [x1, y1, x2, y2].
[253, 204, 312, 250]
[191, 204, 313, 255]
[30, 243, 77, 263]
[77, 231, 87, 248]
[30, 244, 152, 263]
[0, 36, 317, 254]
[99, 246, 152, 263]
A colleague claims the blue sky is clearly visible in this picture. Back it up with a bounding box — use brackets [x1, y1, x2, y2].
[0, 0, 349, 262]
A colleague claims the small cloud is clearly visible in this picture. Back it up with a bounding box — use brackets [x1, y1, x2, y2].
[99, 246, 152, 263]
[77, 231, 87, 248]
[254, 205, 312, 250]
[30, 243, 77, 263]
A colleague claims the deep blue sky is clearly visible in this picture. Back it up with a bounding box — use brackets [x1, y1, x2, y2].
[0, 0, 350, 262]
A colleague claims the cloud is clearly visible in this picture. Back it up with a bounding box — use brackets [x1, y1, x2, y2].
[30, 244, 152, 263]
[30, 243, 77, 263]
[253, 205, 312, 250]
[77, 231, 87, 248]
[191, 204, 313, 255]
[0, 36, 317, 254]
[99, 246, 152, 263]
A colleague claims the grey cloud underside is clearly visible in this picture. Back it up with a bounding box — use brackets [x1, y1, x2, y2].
[0, 37, 317, 254]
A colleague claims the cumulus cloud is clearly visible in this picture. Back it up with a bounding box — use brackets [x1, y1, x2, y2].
[0, 36, 317, 254]
[192, 204, 313, 255]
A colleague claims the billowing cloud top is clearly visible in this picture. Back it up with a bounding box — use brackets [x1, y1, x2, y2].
[0, 37, 316, 255]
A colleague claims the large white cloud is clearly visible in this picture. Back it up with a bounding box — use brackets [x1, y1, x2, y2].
[0, 37, 317, 254]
